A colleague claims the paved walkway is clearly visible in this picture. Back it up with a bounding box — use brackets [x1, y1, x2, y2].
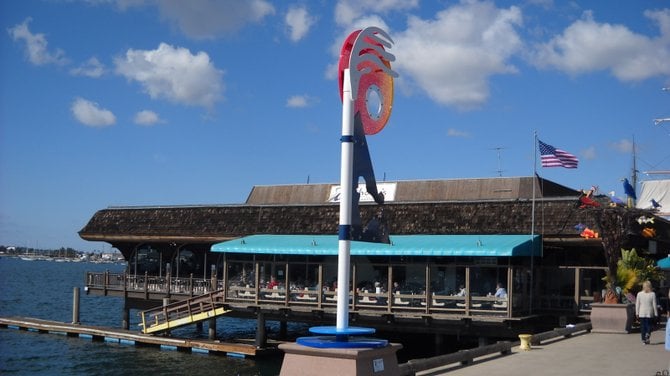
[418, 325, 669, 376]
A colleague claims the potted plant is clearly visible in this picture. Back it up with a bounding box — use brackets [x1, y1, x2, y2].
[589, 207, 661, 333]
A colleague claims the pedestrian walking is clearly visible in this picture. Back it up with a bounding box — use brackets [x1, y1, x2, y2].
[635, 280, 658, 345]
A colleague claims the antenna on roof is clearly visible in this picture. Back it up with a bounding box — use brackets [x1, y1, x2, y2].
[490, 147, 506, 177]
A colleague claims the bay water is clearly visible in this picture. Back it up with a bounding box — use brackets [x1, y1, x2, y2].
[0, 257, 283, 375]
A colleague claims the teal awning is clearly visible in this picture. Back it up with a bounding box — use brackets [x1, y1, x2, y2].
[657, 256, 670, 270]
[211, 234, 541, 257]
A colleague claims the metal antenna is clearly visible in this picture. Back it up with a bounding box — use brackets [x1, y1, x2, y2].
[490, 147, 506, 177]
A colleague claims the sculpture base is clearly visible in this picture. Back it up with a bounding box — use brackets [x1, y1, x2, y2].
[279, 342, 402, 376]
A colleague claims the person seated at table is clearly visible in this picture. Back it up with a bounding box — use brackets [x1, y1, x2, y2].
[267, 276, 279, 289]
[455, 285, 466, 296]
[374, 281, 383, 294]
[491, 283, 507, 299]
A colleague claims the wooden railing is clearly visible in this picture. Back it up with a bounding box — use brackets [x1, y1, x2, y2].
[86, 271, 597, 318]
[86, 272, 520, 318]
[85, 271, 221, 297]
[139, 289, 229, 334]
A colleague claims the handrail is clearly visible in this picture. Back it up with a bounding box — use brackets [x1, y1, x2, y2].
[139, 289, 228, 333]
[85, 272, 215, 294]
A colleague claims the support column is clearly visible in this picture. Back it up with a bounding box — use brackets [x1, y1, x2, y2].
[255, 311, 266, 348]
[478, 336, 491, 347]
[163, 298, 171, 336]
[434, 333, 444, 356]
[279, 320, 287, 340]
[72, 287, 80, 325]
[122, 301, 130, 330]
[196, 321, 203, 333]
[208, 318, 217, 340]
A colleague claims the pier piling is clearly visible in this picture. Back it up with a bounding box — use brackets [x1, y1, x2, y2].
[122, 305, 129, 330]
[255, 311, 266, 348]
[72, 287, 80, 325]
[208, 318, 216, 340]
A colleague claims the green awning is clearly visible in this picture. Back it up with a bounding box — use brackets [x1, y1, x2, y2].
[211, 234, 541, 257]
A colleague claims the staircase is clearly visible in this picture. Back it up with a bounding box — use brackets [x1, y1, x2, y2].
[139, 289, 230, 334]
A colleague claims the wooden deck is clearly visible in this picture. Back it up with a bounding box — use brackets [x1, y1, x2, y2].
[0, 316, 273, 358]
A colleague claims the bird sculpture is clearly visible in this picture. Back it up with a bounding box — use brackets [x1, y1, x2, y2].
[608, 191, 625, 207]
[578, 186, 600, 208]
[623, 178, 636, 200]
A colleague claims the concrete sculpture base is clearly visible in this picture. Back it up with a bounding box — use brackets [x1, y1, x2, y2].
[279, 342, 402, 376]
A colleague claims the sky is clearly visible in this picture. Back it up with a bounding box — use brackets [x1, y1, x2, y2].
[1, 0, 669, 252]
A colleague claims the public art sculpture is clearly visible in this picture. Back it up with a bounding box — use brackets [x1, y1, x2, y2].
[296, 26, 397, 349]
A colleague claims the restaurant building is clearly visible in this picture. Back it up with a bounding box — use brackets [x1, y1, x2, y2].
[79, 176, 670, 343]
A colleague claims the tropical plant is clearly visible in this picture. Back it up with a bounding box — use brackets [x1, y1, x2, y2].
[618, 248, 665, 291]
[602, 248, 665, 303]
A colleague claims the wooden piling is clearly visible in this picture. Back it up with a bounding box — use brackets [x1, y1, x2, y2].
[72, 287, 80, 324]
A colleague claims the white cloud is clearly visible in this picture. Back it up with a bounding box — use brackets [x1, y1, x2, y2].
[134, 110, 162, 125]
[286, 95, 318, 108]
[530, 9, 670, 81]
[7, 18, 68, 66]
[582, 146, 597, 160]
[71, 97, 116, 127]
[610, 139, 634, 153]
[114, 43, 224, 108]
[447, 128, 470, 137]
[70, 57, 106, 78]
[94, 0, 274, 38]
[152, 0, 274, 39]
[285, 6, 316, 42]
[334, 0, 419, 26]
[393, 1, 523, 109]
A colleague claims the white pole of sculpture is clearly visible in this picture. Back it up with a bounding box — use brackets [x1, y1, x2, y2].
[337, 67, 355, 330]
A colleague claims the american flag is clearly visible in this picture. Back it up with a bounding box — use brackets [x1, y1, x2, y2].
[538, 139, 579, 168]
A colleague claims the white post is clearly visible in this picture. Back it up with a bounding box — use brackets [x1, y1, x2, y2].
[337, 68, 355, 331]
[531, 131, 537, 314]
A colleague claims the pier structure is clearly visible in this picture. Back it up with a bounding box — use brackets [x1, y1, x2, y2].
[0, 316, 263, 357]
[78, 177, 670, 347]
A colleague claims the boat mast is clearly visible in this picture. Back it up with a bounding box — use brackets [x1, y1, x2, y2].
[631, 136, 637, 207]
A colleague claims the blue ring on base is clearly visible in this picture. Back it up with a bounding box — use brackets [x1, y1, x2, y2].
[296, 326, 388, 349]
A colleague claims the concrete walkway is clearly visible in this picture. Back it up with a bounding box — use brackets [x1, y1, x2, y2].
[418, 326, 669, 376]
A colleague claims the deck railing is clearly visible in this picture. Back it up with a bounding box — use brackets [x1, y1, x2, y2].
[86, 271, 596, 317]
[85, 271, 517, 317]
[85, 271, 222, 297]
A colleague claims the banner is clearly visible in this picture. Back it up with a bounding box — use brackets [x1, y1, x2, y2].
[327, 182, 397, 203]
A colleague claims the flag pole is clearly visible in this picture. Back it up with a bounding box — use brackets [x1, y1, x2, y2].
[530, 131, 537, 314]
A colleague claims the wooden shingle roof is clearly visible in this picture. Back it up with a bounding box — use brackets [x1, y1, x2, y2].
[78, 177, 670, 249]
[245, 176, 578, 204]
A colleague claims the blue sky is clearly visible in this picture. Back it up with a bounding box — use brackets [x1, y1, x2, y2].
[1, 0, 669, 252]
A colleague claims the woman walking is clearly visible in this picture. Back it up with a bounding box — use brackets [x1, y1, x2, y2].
[635, 280, 658, 345]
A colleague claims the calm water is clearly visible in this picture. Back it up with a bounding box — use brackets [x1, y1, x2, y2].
[0, 257, 283, 375]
